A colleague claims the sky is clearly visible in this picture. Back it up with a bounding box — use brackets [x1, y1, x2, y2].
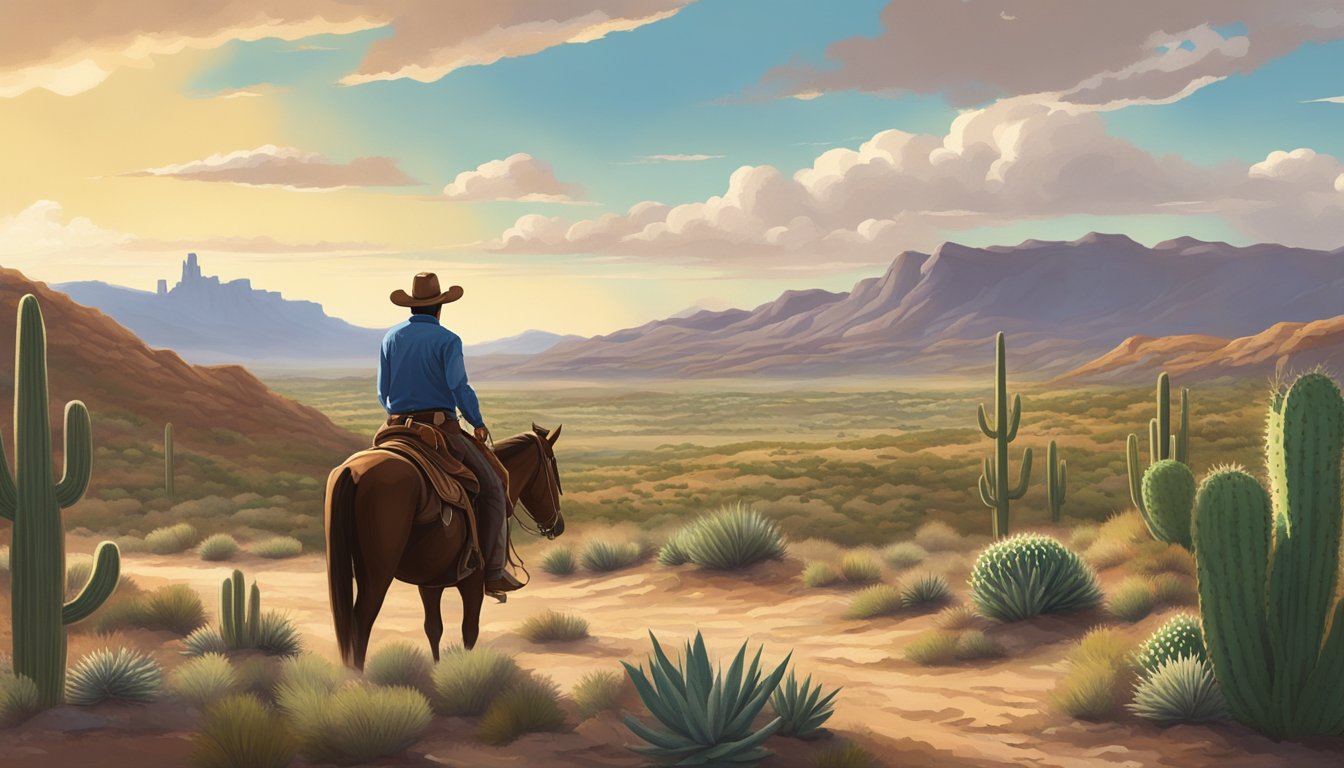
[3, 1, 1344, 341]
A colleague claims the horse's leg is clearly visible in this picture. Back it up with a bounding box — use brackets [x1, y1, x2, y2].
[418, 586, 446, 662]
[456, 568, 485, 650]
[350, 464, 418, 670]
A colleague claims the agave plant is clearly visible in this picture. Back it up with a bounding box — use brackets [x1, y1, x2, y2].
[621, 631, 791, 766]
[769, 669, 839, 739]
[1128, 655, 1228, 725]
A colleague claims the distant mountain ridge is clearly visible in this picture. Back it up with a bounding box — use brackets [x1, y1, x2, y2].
[480, 233, 1344, 380]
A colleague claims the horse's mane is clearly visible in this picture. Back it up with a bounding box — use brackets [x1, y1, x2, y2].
[493, 432, 537, 460]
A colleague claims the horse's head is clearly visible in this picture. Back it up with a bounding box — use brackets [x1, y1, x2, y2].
[496, 423, 565, 539]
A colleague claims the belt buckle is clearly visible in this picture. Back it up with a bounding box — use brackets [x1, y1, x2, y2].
[433, 412, 446, 426]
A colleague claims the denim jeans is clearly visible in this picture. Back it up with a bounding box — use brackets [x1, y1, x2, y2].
[442, 430, 508, 579]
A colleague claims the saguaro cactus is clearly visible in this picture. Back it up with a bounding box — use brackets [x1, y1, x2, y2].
[1192, 372, 1344, 737]
[0, 295, 121, 708]
[977, 332, 1032, 538]
[221, 569, 262, 649]
[164, 422, 174, 499]
[1129, 372, 1193, 548]
[1046, 440, 1067, 523]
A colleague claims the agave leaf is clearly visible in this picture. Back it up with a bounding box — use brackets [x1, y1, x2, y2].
[622, 714, 702, 753]
[650, 632, 688, 698]
[624, 661, 683, 727]
[649, 659, 698, 737]
[722, 653, 790, 736]
[696, 716, 783, 761]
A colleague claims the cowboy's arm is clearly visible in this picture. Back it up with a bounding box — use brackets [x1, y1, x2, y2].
[376, 339, 393, 411]
[443, 336, 486, 431]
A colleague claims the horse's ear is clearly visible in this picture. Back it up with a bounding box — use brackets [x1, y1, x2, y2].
[531, 421, 549, 438]
[547, 424, 562, 446]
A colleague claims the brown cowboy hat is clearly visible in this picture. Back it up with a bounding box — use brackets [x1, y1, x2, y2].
[390, 272, 464, 308]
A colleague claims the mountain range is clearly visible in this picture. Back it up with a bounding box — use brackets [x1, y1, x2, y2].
[478, 233, 1344, 381]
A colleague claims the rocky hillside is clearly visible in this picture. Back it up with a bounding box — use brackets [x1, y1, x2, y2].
[483, 233, 1344, 380]
[1060, 315, 1344, 383]
[0, 267, 362, 472]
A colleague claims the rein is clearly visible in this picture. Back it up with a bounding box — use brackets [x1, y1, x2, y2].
[511, 431, 562, 540]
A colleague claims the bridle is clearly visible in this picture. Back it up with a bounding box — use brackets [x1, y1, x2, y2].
[512, 432, 563, 540]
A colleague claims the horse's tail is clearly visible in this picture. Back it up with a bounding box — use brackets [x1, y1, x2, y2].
[325, 465, 357, 667]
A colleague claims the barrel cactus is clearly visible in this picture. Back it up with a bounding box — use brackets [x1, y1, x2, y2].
[1128, 373, 1194, 549]
[968, 534, 1102, 622]
[1141, 460, 1195, 550]
[0, 295, 121, 708]
[1192, 372, 1344, 738]
[1134, 613, 1206, 674]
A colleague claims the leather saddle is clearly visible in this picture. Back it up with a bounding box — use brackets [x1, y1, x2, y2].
[372, 421, 480, 516]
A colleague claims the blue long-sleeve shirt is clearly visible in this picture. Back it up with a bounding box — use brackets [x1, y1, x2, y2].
[377, 315, 485, 428]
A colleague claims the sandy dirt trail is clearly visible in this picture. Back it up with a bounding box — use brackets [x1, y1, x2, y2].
[117, 550, 1344, 768]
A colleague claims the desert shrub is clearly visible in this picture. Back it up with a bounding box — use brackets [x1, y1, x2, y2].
[936, 605, 981, 631]
[1131, 542, 1196, 577]
[813, 742, 874, 768]
[1135, 614, 1206, 674]
[280, 682, 432, 765]
[191, 694, 295, 768]
[1052, 628, 1137, 720]
[770, 669, 839, 738]
[838, 552, 881, 584]
[801, 562, 841, 588]
[477, 674, 567, 745]
[1067, 525, 1101, 553]
[171, 654, 237, 708]
[519, 610, 589, 643]
[970, 534, 1102, 622]
[255, 612, 303, 656]
[234, 658, 282, 703]
[904, 632, 959, 665]
[539, 547, 576, 575]
[1098, 510, 1151, 546]
[677, 503, 788, 570]
[622, 631, 789, 766]
[899, 574, 953, 610]
[198, 534, 240, 562]
[953, 630, 1005, 661]
[143, 584, 208, 635]
[277, 654, 343, 696]
[843, 585, 903, 619]
[1106, 577, 1158, 622]
[1083, 539, 1135, 569]
[66, 647, 163, 705]
[145, 523, 200, 554]
[430, 647, 518, 716]
[184, 626, 230, 657]
[65, 554, 94, 598]
[1128, 656, 1228, 725]
[0, 674, 40, 725]
[1149, 573, 1198, 606]
[365, 642, 433, 693]
[252, 537, 303, 559]
[657, 533, 691, 566]
[580, 540, 642, 573]
[880, 541, 927, 569]
[913, 521, 962, 552]
[572, 670, 624, 720]
[113, 535, 148, 554]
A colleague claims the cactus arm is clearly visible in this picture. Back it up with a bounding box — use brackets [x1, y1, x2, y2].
[1007, 447, 1033, 500]
[1148, 418, 1159, 465]
[1126, 434, 1148, 515]
[976, 404, 994, 438]
[54, 401, 91, 509]
[220, 576, 236, 648]
[1059, 460, 1067, 505]
[1004, 395, 1022, 442]
[1177, 387, 1190, 464]
[978, 472, 996, 507]
[1295, 601, 1344, 736]
[232, 570, 246, 648]
[248, 581, 261, 647]
[1156, 373, 1171, 461]
[62, 541, 120, 624]
[0, 435, 14, 521]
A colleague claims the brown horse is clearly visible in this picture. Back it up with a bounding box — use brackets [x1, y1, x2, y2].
[325, 423, 565, 669]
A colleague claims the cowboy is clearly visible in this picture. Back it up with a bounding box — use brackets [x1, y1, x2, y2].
[377, 272, 524, 597]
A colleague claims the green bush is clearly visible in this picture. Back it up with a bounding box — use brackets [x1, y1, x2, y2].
[277, 654, 343, 696]
[953, 630, 1005, 661]
[1128, 656, 1228, 725]
[969, 534, 1103, 622]
[622, 631, 789, 766]
[1149, 573, 1197, 606]
[143, 584, 208, 635]
[813, 742, 875, 768]
[770, 669, 839, 738]
[252, 537, 303, 559]
[843, 585, 903, 619]
[899, 574, 953, 610]
[234, 658, 282, 704]
[539, 547, 576, 575]
[66, 647, 163, 705]
[881, 542, 928, 569]
[936, 605, 980, 631]
[191, 694, 295, 768]
[571, 670, 624, 720]
[1051, 628, 1137, 720]
[1106, 577, 1158, 622]
[801, 562, 840, 588]
[580, 540, 642, 573]
[0, 674, 41, 725]
[1135, 614, 1206, 674]
[904, 632, 959, 665]
[280, 682, 432, 765]
[198, 534, 240, 562]
[677, 504, 788, 570]
[657, 533, 691, 566]
[518, 610, 590, 643]
[477, 674, 567, 745]
[171, 654, 237, 708]
[838, 552, 881, 584]
[184, 626, 230, 657]
[146, 523, 200, 554]
[255, 612, 303, 657]
[430, 647, 518, 716]
[364, 642, 433, 693]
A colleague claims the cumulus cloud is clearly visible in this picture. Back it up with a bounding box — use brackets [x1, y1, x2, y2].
[125, 145, 419, 189]
[767, 1, 1344, 109]
[488, 98, 1344, 267]
[442, 153, 583, 202]
[0, 1, 689, 98]
[0, 200, 133, 258]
